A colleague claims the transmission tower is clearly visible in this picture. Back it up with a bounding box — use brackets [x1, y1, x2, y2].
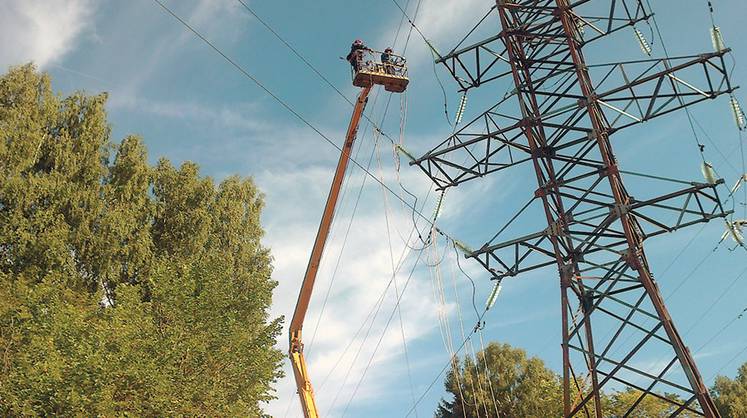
[411, 1, 736, 416]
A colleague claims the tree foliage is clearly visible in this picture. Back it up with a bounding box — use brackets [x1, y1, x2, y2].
[606, 388, 697, 418]
[435, 341, 711, 418]
[712, 362, 747, 418]
[0, 64, 282, 416]
[436, 342, 563, 418]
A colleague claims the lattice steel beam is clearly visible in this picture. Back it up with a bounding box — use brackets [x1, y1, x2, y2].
[412, 51, 733, 190]
[436, 0, 651, 91]
[469, 180, 729, 279]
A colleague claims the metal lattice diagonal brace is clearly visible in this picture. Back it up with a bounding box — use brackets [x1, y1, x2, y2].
[411, 1, 737, 416]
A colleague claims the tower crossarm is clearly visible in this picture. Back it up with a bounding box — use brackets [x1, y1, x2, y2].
[566, 51, 735, 130]
[412, 50, 733, 190]
[436, 0, 651, 91]
[467, 179, 729, 280]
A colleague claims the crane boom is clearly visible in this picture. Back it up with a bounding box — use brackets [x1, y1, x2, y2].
[289, 86, 371, 418]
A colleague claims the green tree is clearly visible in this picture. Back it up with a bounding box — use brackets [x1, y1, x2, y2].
[606, 388, 697, 418]
[712, 362, 747, 418]
[436, 342, 563, 418]
[0, 64, 282, 417]
[434, 340, 703, 418]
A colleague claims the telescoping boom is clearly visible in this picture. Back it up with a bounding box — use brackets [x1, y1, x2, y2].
[288, 42, 408, 418]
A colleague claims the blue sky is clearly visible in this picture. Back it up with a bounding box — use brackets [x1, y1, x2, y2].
[2, 1, 746, 417]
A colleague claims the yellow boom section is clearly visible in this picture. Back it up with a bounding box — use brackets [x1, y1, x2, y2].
[288, 86, 371, 418]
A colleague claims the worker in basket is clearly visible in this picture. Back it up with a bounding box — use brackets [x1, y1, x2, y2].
[346, 39, 372, 72]
[381, 47, 394, 74]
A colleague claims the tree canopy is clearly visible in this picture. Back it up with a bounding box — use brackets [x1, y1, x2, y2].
[436, 342, 563, 418]
[434, 341, 740, 418]
[0, 64, 282, 417]
[712, 362, 747, 418]
[606, 388, 698, 418]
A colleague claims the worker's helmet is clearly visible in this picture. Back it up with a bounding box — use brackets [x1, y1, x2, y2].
[385, 47, 393, 53]
[353, 39, 363, 45]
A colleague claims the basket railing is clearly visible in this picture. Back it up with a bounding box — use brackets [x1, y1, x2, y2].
[350, 49, 408, 79]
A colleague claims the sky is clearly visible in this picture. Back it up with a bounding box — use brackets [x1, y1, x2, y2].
[2, 0, 746, 417]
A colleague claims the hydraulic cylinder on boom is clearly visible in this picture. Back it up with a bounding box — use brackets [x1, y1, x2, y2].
[288, 43, 408, 418]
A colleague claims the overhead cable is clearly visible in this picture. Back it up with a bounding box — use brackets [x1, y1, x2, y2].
[151, 0, 456, 243]
[234, 0, 400, 145]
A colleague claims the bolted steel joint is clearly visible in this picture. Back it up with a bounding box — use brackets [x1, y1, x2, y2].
[622, 247, 643, 270]
[611, 202, 630, 219]
[559, 264, 574, 286]
[532, 144, 555, 159]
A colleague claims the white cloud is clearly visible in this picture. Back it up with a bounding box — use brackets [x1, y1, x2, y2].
[263, 219, 441, 416]
[94, 0, 250, 109]
[101, 10, 531, 410]
[260, 164, 506, 416]
[110, 96, 268, 132]
[0, 0, 95, 69]
[253, 127, 474, 415]
[380, 0, 496, 69]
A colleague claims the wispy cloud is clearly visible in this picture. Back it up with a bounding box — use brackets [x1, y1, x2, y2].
[263, 214, 446, 415]
[379, 0, 496, 69]
[0, 0, 96, 70]
[110, 96, 267, 132]
[99, 0, 250, 108]
[247, 116, 488, 415]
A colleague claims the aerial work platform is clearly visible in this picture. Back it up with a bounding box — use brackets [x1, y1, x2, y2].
[289, 42, 410, 418]
[351, 50, 409, 93]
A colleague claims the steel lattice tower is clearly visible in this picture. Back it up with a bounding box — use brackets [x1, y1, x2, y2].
[412, 1, 736, 416]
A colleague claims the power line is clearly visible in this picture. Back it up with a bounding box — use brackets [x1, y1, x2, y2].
[336, 1, 435, 413]
[629, 255, 747, 390]
[151, 0, 454, 242]
[403, 326, 481, 418]
[339, 246, 426, 417]
[644, 0, 707, 164]
[684, 264, 747, 337]
[708, 338, 747, 382]
[280, 0, 432, 408]
[388, 0, 435, 55]
[151, 3, 450, 416]
[697, 308, 747, 356]
[318, 235, 421, 392]
[234, 0, 399, 146]
[319, 189, 433, 407]
[695, 302, 747, 382]
[321, 79, 427, 418]
[305, 108, 384, 357]
[328, 247, 424, 416]
[644, 0, 744, 182]
[281, 118, 383, 418]
[598, 4, 746, 386]
[317, 0, 430, 411]
[400, 249, 496, 418]
[634, 0, 747, 388]
[704, 0, 747, 220]
[317, 82, 420, 418]
[280, 0, 421, 403]
[389, 0, 455, 127]
[302, 70, 393, 366]
[374, 128, 423, 416]
[663, 245, 718, 300]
